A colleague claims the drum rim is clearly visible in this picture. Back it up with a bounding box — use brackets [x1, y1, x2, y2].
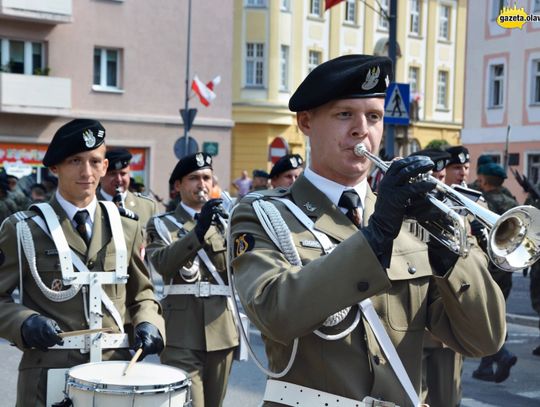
[67, 361, 190, 394]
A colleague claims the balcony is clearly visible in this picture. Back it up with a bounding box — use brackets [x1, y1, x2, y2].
[0, 0, 72, 24]
[0, 73, 71, 115]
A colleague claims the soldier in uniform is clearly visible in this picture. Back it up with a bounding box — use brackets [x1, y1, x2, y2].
[0, 172, 18, 225]
[251, 169, 271, 191]
[146, 152, 239, 407]
[229, 54, 506, 407]
[0, 119, 165, 407]
[444, 145, 470, 186]
[269, 154, 304, 189]
[6, 174, 32, 211]
[98, 148, 159, 229]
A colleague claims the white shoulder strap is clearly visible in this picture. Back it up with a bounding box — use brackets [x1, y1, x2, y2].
[99, 201, 128, 279]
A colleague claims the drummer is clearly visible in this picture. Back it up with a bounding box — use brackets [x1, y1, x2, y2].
[0, 119, 165, 406]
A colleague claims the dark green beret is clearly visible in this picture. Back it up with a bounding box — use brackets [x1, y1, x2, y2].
[477, 154, 494, 167]
[289, 54, 393, 112]
[410, 148, 451, 172]
[445, 145, 470, 165]
[106, 148, 132, 171]
[270, 154, 304, 178]
[169, 152, 213, 184]
[43, 119, 105, 167]
[478, 163, 507, 179]
[252, 169, 270, 179]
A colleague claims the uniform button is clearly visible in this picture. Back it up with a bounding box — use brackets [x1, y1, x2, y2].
[408, 264, 416, 274]
[459, 282, 470, 293]
[87, 261, 95, 269]
[357, 282, 369, 292]
[373, 355, 380, 365]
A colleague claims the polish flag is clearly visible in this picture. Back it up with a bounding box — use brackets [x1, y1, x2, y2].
[325, 0, 345, 10]
[191, 75, 220, 107]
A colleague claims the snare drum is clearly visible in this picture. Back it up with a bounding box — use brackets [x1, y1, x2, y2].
[66, 361, 190, 407]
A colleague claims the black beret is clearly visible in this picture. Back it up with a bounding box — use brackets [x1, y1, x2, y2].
[106, 148, 132, 171]
[43, 119, 105, 167]
[270, 154, 304, 178]
[169, 152, 213, 184]
[289, 54, 393, 112]
[252, 169, 270, 178]
[445, 145, 470, 165]
[410, 148, 451, 172]
[478, 163, 507, 179]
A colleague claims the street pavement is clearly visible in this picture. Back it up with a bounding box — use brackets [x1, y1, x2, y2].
[0, 273, 538, 406]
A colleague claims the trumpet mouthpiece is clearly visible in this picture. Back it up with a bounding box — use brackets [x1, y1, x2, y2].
[354, 143, 368, 157]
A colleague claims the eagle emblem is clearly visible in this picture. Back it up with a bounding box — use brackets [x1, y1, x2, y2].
[361, 66, 381, 91]
[82, 129, 96, 148]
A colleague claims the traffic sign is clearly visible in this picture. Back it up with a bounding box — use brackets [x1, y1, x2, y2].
[384, 83, 410, 125]
[268, 137, 289, 164]
[202, 141, 219, 156]
[174, 136, 199, 160]
[180, 108, 198, 132]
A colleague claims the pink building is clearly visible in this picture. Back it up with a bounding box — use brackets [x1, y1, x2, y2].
[0, 0, 234, 204]
[462, 0, 540, 204]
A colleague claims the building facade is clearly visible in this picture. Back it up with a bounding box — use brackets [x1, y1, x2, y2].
[462, 0, 540, 203]
[0, 0, 234, 204]
[231, 0, 467, 187]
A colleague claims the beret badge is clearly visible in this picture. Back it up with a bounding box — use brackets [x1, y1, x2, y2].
[361, 66, 380, 91]
[196, 153, 205, 167]
[83, 129, 96, 148]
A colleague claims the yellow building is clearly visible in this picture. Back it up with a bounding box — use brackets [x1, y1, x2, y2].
[232, 0, 467, 186]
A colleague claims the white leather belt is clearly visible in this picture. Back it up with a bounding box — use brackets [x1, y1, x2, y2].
[165, 281, 231, 297]
[263, 380, 399, 407]
[50, 333, 129, 352]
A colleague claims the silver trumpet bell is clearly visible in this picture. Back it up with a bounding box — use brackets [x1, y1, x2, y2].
[353, 143, 540, 272]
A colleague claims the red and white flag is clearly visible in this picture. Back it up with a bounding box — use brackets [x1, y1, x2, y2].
[191, 75, 221, 107]
[325, 0, 345, 11]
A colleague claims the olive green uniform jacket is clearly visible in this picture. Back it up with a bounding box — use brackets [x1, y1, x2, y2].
[146, 204, 239, 352]
[230, 174, 506, 407]
[97, 189, 159, 232]
[0, 196, 165, 406]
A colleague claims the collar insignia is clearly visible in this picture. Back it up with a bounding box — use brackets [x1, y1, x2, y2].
[304, 202, 316, 212]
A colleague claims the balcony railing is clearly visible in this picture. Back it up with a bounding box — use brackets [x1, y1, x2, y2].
[0, 73, 71, 115]
[0, 0, 72, 24]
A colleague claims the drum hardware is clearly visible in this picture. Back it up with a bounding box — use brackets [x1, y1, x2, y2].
[58, 327, 115, 338]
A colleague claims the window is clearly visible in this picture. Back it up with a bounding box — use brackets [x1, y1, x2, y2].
[533, 60, 540, 104]
[489, 64, 504, 107]
[93, 48, 121, 89]
[378, 0, 389, 30]
[245, 0, 266, 7]
[437, 70, 448, 109]
[408, 66, 420, 93]
[281, 0, 290, 11]
[345, 0, 356, 23]
[534, 0, 540, 12]
[0, 38, 44, 75]
[310, 0, 322, 16]
[527, 153, 540, 186]
[280, 45, 289, 91]
[308, 50, 322, 73]
[245, 42, 265, 87]
[410, 0, 421, 35]
[439, 5, 450, 40]
[491, 0, 505, 20]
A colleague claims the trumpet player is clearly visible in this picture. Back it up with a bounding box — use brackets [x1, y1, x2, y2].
[145, 152, 238, 407]
[229, 54, 506, 407]
[444, 145, 470, 187]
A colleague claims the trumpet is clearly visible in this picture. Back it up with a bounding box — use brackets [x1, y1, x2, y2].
[354, 143, 540, 272]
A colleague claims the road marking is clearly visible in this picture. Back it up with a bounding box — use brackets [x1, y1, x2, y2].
[517, 390, 540, 400]
[461, 399, 495, 407]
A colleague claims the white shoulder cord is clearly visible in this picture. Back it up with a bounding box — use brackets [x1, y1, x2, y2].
[259, 199, 359, 338]
[226, 202, 298, 379]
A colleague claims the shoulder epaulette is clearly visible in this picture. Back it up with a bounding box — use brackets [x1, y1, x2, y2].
[13, 210, 34, 222]
[134, 193, 156, 203]
[242, 188, 290, 203]
[118, 207, 139, 221]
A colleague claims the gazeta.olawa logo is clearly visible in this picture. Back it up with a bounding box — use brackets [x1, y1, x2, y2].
[497, 3, 540, 29]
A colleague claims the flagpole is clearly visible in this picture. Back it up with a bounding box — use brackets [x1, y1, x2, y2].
[183, 0, 192, 155]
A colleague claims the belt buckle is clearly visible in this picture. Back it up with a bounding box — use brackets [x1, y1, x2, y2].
[198, 281, 211, 297]
[362, 397, 396, 407]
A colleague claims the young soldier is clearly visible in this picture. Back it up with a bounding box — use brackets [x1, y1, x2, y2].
[269, 154, 304, 189]
[230, 55, 505, 407]
[0, 119, 165, 407]
[146, 152, 238, 407]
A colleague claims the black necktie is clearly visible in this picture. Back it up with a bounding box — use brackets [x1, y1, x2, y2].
[73, 210, 90, 245]
[339, 190, 362, 227]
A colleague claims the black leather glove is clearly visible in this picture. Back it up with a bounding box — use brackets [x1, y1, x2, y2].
[21, 315, 64, 351]
[362, 156, 436, 268]
[133, 322, 164, 360]
[194, 199, 225, 243]
[427, 237, 460, 276]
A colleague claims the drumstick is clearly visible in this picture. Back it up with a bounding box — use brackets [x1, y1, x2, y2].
[58, 328, 114, 338]
[123, 348, 143, 376]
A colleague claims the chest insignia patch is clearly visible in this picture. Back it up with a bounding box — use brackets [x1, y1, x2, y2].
[50, 278, 63, 292]
[303, 202, 317, 212]
[234, 233, 254, 257]
[300, 240, 322, 249]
